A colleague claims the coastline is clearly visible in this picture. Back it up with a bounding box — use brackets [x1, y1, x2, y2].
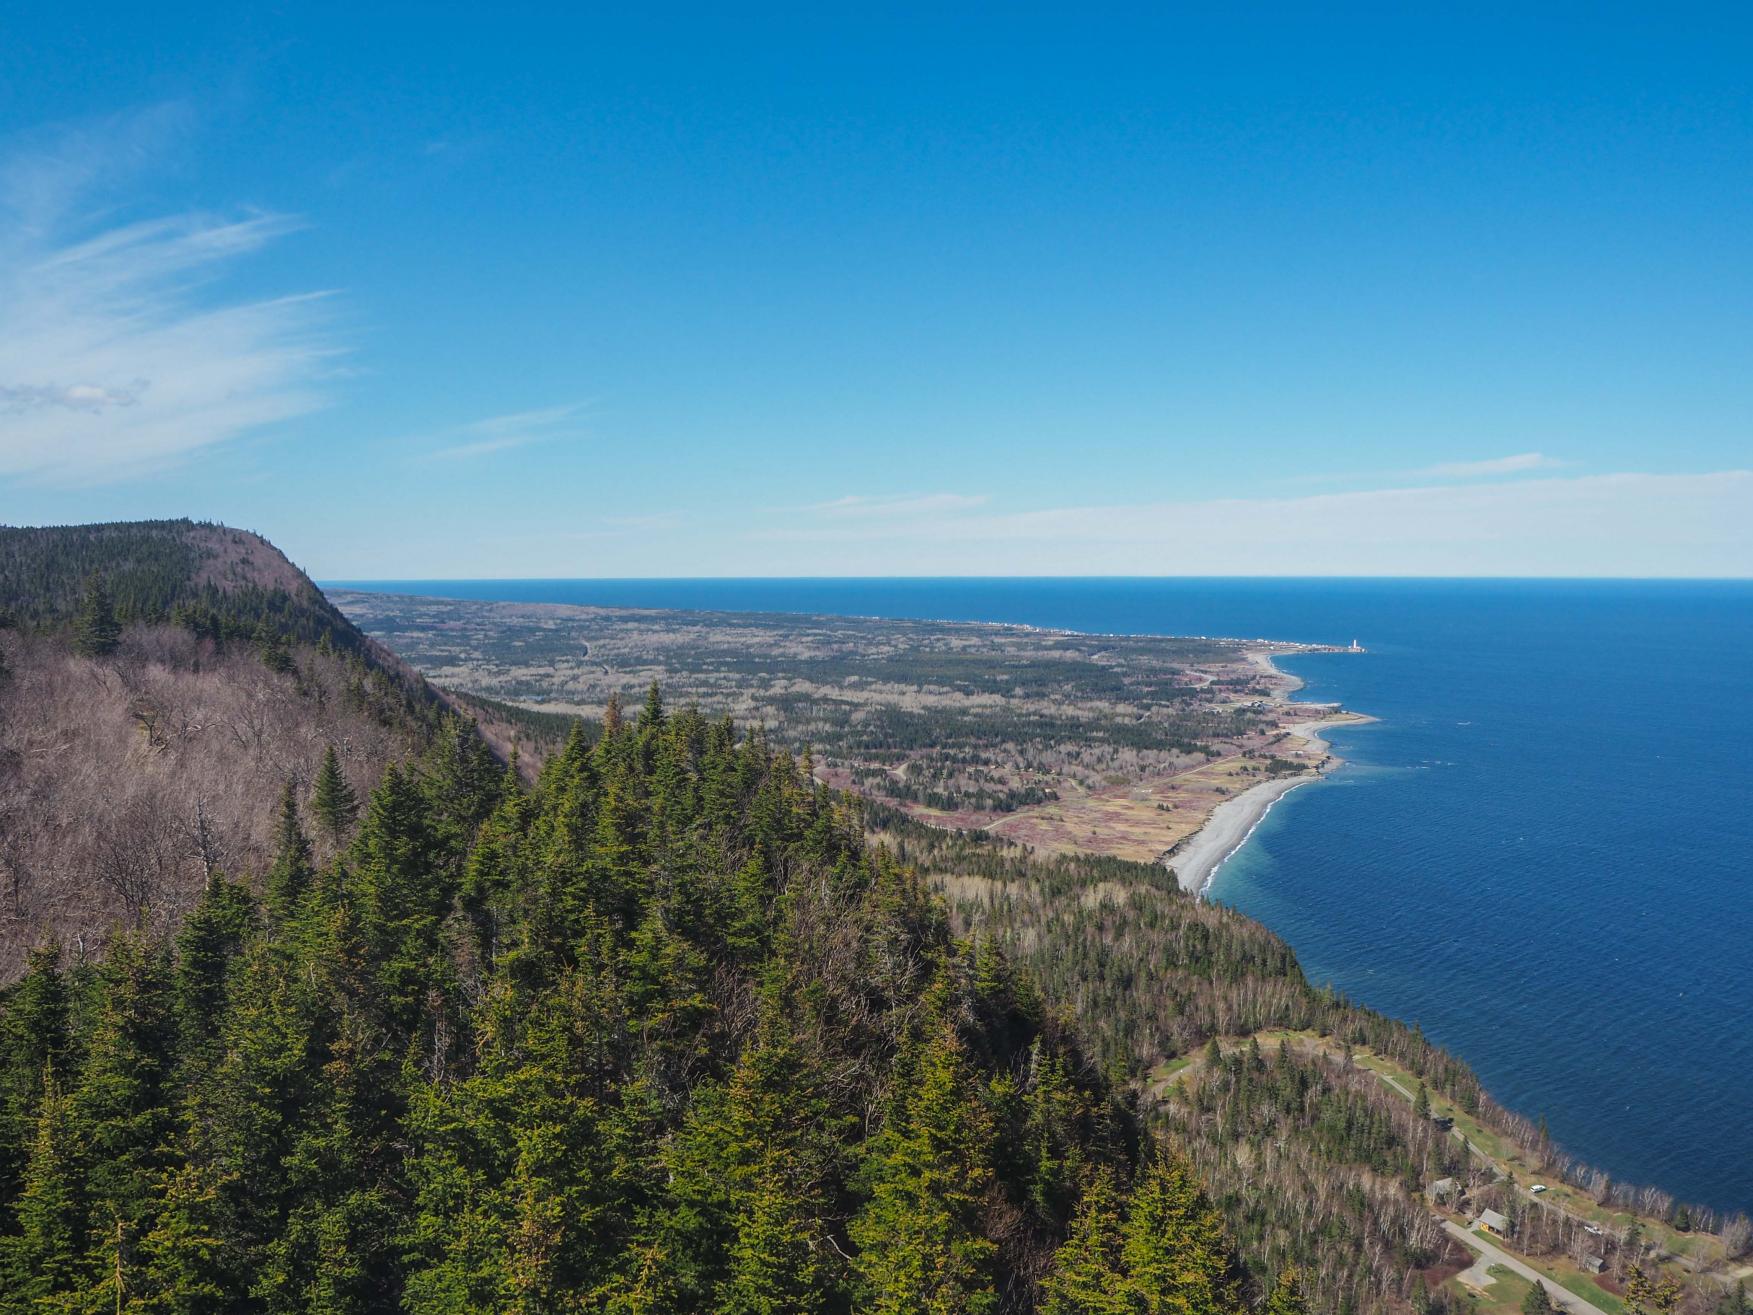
[1169, 651, 1370, 897]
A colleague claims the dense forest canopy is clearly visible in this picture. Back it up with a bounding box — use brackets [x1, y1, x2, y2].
[0, 521, 364, 654]
[0, 691, 1262, 1313]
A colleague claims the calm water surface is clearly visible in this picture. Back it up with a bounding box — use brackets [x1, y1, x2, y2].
[332, 577, 1753, 1212]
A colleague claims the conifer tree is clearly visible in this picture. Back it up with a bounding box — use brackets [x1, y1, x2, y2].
[265, 783, 314, 919]
[192, 941, 321, 1262]
[0, 939, 70, 1202]
[418, 716, 501, 871]
[312, 745, 360, 846]
[602, 692, 625, 738]
[720, 1171, 830, 1315]
[73, 577, 123, 657]
[1040, 1170, 1131, 1315]
[73, 934, 178, 1245]
[851, 1023, 999, 1314]
[1265, 1265, 1308, 1315]
[1522, 1280, 1555, 1315]
[1415, 1082, 1431, 1121]
[457, 767, 528, 977]
[174, 877, 256, 1075]
[348, 765, 448, 1035]
[4, 1067, 86, 1307]
[133, 1158, 243, 1315]
[1626, 1265, 1682, 1315]
[639, 680, 665, 733]
[255, 623, 295, 676]
[712, 985, 844, 1312]
[1121, 1150, 1240, 1315]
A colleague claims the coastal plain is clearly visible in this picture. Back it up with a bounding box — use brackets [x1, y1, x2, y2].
[333, 589, 1365, 884]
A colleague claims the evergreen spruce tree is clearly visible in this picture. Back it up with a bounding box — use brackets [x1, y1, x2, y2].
[1626, 1265, 1682, 1315]
[1523, 1280, 1555, 1315]
[850, 1023, 999, 1315]
[719, 1172, 830, 1315]
[1415, 1082, 1431, 1121]
[1040, 1170, 1131, 1315]
[712, 987, 844, 1313]
[174, 876, 256, 1077]
[312, 745, 360, 846]
[133, 1158, 244, 1315]
[73, 577, 123, 657]
[254, 623, 295, 676]
[348, 765, 448, 1037]
[265, 783, 314, 919]
[0, 939, 70, 1203]
[1120, 1150, 1240, 1315]
[72, 934, 178, 1247]
[3, 1067, 86, 1308]
[192, 940, 321, 1265]
[1265, 1266, 1308, 1315]
[638, 680, 665, 734]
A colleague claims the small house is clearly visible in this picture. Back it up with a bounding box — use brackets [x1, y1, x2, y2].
[1427, 1178, 1459, 1205]
[1581, 1254, 1605, 1275]
[1476, 1209, 1511, 1239]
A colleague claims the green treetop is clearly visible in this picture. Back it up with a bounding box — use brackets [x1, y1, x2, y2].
[265, 782, 314, 919]
[312, 745, 360, 846]
[73, 577, 123, 657]
[1266, 1266, 1309, 1315]
[850, 1022, 999, 1315]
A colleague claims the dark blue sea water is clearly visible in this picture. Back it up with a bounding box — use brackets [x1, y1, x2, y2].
[331, 577, 1753, 1213]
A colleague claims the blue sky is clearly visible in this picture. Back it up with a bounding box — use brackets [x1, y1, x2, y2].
[1, 3, 1748, 577]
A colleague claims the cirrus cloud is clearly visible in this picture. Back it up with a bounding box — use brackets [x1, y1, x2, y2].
[751, 470, 1753, 577]
[0, 109, 338, 486]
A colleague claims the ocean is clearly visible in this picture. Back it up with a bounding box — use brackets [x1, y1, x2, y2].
[330, 576, 1753, 1213]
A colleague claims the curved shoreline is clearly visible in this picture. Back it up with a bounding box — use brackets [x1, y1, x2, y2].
[1168, 650, 1369, 897]
[1169, 771, 1320, 896]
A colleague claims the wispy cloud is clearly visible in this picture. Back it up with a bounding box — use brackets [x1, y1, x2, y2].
[1288, 451, 1569, 489]
[807, 492, 990, 518]
[423, 403, 589, 461]
[750, 470, 1753, 577]
[1413, 452, 1565, 480]
[0, 108, 338, 485]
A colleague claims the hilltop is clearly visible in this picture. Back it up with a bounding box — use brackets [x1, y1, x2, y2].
[0, 521, 558, 975]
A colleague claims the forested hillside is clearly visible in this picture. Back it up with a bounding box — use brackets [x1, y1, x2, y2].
[0, 690, 1262, 1314]
[0, 521, 370, 652]
[874, 811, 1748, 1315]
[0, 523, 554, 974]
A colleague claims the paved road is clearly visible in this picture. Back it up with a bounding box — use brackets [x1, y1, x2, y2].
[1371, 1070, 1498, 1161]
[1442, 1221, 1610, 1315]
